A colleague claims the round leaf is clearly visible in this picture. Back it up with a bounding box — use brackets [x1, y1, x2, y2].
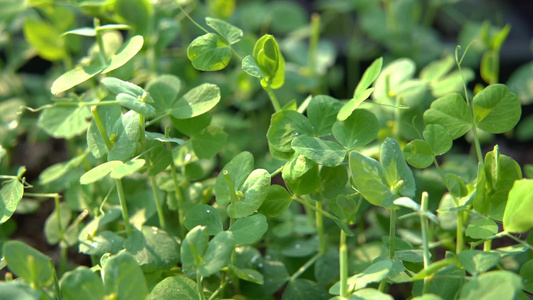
[229, 214, 268, 245]
[307, 95, 342, 137]
[227, 169, 271, 219]
[465, 218, 498, 240]
[125, 226, 180, 272]
[215, 151, 254, 206]
[404, 139, 433, 168]
[146, 75, 182, 113]
[184, 204, 223, 235]
[423, 93, 472, 139]
[0, 179, 24, 224]
[60, 267, 105, 300]
[171, 83, 221, 119]
[267, 110, 314, 159]
[459, 271, 522, 300]
[205, 17, 243, 44]
[38, 106, 92, 139]
[332, 109, 379, 150]
[423, 124, 452, 156]
[473, 84, 521, 133]
[116, 93, 156, 117]
[503, 179, 533, 233]
[199, 231, 235, 277]
[148, 276, 198, 300]
[258, 185, 292, 217]
[291, 135, 346, 167]
[103, 252, 148, 300]
[3, 241, 53, 288]
[187, 33, 232, 71]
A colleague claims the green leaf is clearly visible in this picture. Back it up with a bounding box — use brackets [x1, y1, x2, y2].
[125, 226, 180, 272]
[253, 34, 285, 89]
[187, 33, 232, 71]
[229, 265, 264, 284]
[465, 218, 498, 239]
[181, 226, 209, 269]
[320, 166, 349, 200]
[102, 77, 148, 99]
[337, 88, 374, 121]
[39, 152, 88, 185]
[146, 75, 182, 113]
[423, 124, 452, 156]
[373, 58, 416, 101]
[282, 154, 317, 181]
[229, 213, 268, 245]
[184, 204, 223, 235]
[38, 106, 92, 139]
[381, 137, 416, 198]
[114, 0, 152, 35]
[349, 151, 395, 208]
[458, 250, 501, 275]
[282, 237, 318, 257]
[79, 231, 125, 256]
[116, 94, 156, 117]
[87, 105, 122, 158]
[447, 174, 468, 198]
[420, 56, 454, 83]
[170, 83, 221, 119]
[3, 241, 53, 288]
[171, 113, 211, 136]
[0, 179, 24, 224]
[191, 126, 228, 159]
[459, 271, 522, 300]
[102, 35, 144, 74]
[108, 110, 141, 161]
[403, 139, 433, 168]
[283, 279, 329, 300]
[332, 109, 379, 150]
[23, 18, 66, 61]
[242, 55, 264, 78]
[205, 17, 243, 44]
[44, 203, 71, 245]
[354, 57, 383, 100]
[62, 27, 96, 37]
[215, 151, 254, 206]
[240, 260, 289, 298]
[503, 179, 533, 232]
[80, 161, 123, 184]
[227, 169, 271, 219]
[473, 84, 521, 133]
[284, 163, 321, 196]
[258, 185, 292, 217]
[423, 93, 473, 139]
[103, 252, 148, 300]
[307, 95, 342, 136]
[267, 110, 314, 159]
[60, 267, 105, 300]
[109, 159, 145, 179]
[199, 231, 235, 277]
[520, 260, 533, 294]
[507, 61, 533, 104]
[349, 288, 394, 300]
[395, 249, 425, 263]
[148, 276, 199, 300]
[291, 135, 346, 167]
[51, 64, 104, 95]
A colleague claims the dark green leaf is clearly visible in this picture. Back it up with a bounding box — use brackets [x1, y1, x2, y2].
[458, 250, 500, 275]
[87, 105, 122, 158]
[332, 109, 379, 150]
[229, 214, 268, 245]
[146, 75, 182, 113]
[291, 135, 346, 167]
[191, 126, 227, 159]
[147, 276, 198, 300]
[423, 93, 472, 139]
[215, 151, 254, 206]
[102, 77, 147, 99]
[108, 110, 140, 161]
[60, 267, 105, 300]
[258, 185, 292, 217]
[181, 226, 209, 269]
[267, 110, 314, 159]
[125, 226, 180, 272]
[199, 231, 235, 277]
[3, 241, 53, 288]
[349, 151, 395, 208]
[79, 231, 125, 256]
[103, 252, 148, 300]
[423, 124, 452, 156]
[282, 279, 329, 300]
[459, 271, 522, 300]
[117, 93, 156, 117]
[44, 203, 71, 245]
[283, 163, 320, 196]
[114, 0, 152, 34]
[307, 95, 342, 136]
[184, 204, 223, 235]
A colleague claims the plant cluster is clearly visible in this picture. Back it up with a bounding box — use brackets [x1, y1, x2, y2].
[0, 0, 532, 299]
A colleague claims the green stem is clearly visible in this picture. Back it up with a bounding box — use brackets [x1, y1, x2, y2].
[420, 192, 431, 294]
[54, 195, 68, 274]
[223, 170, 239, 203]
[308, 13, 320, 78]
[456, 210, 464, 254]
[389, 209, 396, 259]
[115, 179, 132, 236]
[483, 240, 492, 251]
[139, 114, 146, 151]
[177, 3, 210, 34]
[293, 196, 338, 222]
[91, 106, 113, 151]
[289, 252, 322, 281]
[50, 260, 62, 300]
[263, 84, 282, 112]
[150, 175, 166, 230]
[208, 276, 229, 300]
[339, 230, 348, 298]
[23, 193, 60, 198]
[197, 273, 206, 300]
[145, 113, 170, 127]
[316, 201, 327, 255]
[94, 18, 108, 65]
[170, 162, 186, 238]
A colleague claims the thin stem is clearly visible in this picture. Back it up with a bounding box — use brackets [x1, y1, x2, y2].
[308, 13, 320, 77]
[94, 18, 108, 64]
[170, 161, 186, 238]
[290, 252, 322, 281]
[197, 273, 206, 300]
[316, 201, 327, 255]
[54, 195, 68, 274]
[263, 84, 282, 112]
[91, 106, 113, 151]
[145, 113, 170, 127]
[177, 3, 210, 34]
[456, 210, 464, 254]
[208, 276, 229, 300]
[139, 114, 146, 151]
[483, 240, 492, 251]
[23, 193, 61, 198]
[339, 231, 348, 298]
[292, 196, 338, 222]
[223, 170, 239, 203]
[389, 209, 396, 259]
[50, 260, 62, 300]
[115, 179, 132, 236]
[420, 192, 431, 294]
[150, 175, 166, 230]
